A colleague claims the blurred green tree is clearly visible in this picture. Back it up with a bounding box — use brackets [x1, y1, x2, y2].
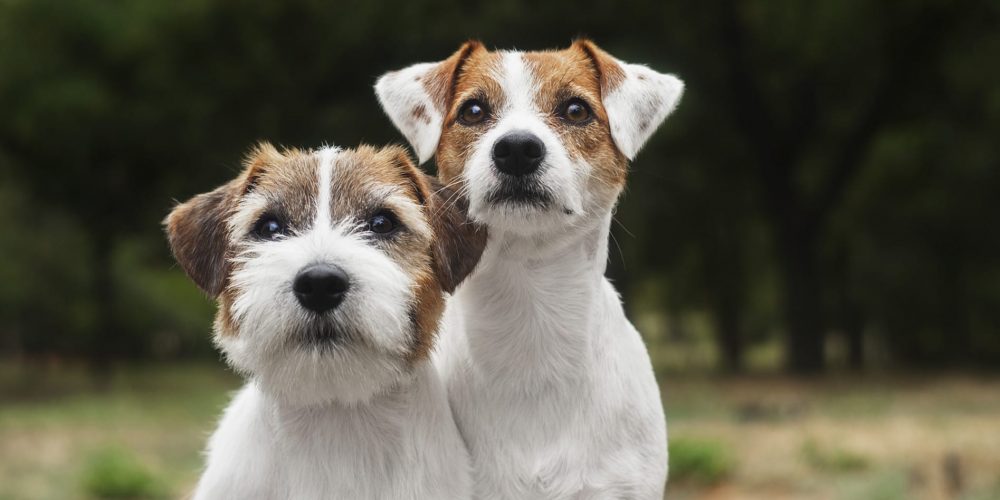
[0, 0, 997, 372]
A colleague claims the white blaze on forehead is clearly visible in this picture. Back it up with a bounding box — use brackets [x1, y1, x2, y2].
[315, 146, 340, 228]
[496, 52, 538, 115]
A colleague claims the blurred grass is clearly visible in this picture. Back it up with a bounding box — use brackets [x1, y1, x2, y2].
[800, 438, 870, 473]
[0, 362, 238, 500]
[663, 373, 1000, 500]
[669, 436, 734, 485]
[80, 447, 168, 499]
[1, 362, 999, 499]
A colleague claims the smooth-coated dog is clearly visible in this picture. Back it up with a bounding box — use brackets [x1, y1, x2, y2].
[377, 40, 683, 498]
[165, 143, 485, 499]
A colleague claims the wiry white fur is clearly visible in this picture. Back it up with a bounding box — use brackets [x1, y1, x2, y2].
[193, 147, 471, 500]
[378, 49, 677, 498]
[222, 223, 412, 405]
[195, 364, 469, 500]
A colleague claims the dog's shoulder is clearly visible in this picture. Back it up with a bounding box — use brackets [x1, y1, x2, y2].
[194, 384, 282, 500]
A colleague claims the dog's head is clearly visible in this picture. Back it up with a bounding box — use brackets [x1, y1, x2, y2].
[376, 40, 683, 237]
[165, 144, 486, 406]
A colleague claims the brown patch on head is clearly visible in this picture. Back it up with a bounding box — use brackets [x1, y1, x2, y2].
[435, 48, 505, 185]
[573, 39, 627, 96]
[325, 145, 428, 231]
[240, 145, 320, 235]
[242, 142, 284, 193]
[527, 41, 629, 192]
[420, 40, 484, 115]
[433, 41, 629, 201]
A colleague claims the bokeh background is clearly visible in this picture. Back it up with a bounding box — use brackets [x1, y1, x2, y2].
[1, 0, 999, 498]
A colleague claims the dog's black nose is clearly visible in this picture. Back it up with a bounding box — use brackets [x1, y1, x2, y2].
[293, 264, 349, 313]
[492, 131, 545, 177]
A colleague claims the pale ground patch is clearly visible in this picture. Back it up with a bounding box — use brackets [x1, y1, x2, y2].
[665, 375, 1000, 500]
[0, 363, 998, 499]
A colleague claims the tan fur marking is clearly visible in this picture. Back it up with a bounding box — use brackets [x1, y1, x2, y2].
[406, 270, 446, 362]
[168, 143, 486, 357]
[433, 41, 628, 200]
[435, 49, 505, 186]
[574, 39, 627, 96]
[216, 289, 239, 337]
[421, 40, 484, 114]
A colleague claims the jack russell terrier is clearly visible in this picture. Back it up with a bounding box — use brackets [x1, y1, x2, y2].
[165, 143, 486, 499]
[376, 40, 683, 498]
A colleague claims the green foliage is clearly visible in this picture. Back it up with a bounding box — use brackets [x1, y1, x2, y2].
[80, 447, 167, 499]
[0, 0, 997, 369]
[668, 436, 735, 484]
[801, 439, 870, 473]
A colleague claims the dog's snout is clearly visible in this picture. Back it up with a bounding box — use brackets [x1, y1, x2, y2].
[492, 131, 545, 177]
[293, 264, 350, 313]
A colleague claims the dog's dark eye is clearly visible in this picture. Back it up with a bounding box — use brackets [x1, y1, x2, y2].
[458, 100, 488, 125]
[367, 211, 399, 235]
[561, 98, 592, 124]
[252, 215, 287, 240]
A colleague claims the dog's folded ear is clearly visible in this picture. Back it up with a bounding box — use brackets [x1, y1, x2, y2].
[573, 39, 685, 160]
[426, 178, 488, 293]
[164, 183, 235, 297]
[375, 41, 484, 165]
[164, 144, 277, 296]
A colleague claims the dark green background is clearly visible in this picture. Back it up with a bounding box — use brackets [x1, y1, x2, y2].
[1, 0, 997, 374]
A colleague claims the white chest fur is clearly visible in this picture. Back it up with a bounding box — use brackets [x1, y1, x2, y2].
[193, 362, 471, 500]
[436, 215, 668, 500]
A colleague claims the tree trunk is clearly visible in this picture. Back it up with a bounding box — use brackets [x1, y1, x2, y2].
[832, 243, 864, 370]
[712, 294, 744, 373]
[705, 221, 746, 373]
[776, 225, 826, 374]
[846, 317, 864, 370]
[89, 230, 118, 379]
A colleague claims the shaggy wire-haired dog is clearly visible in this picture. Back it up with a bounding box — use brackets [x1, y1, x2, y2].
[166, 143, 485, 499]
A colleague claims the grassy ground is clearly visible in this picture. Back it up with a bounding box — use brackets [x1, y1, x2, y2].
[0, 362, 238, 500]
[0, 362, 998, 500]
[663, 374, 1000, 500]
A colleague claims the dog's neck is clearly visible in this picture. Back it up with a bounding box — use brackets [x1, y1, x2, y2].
[457, 211, 613, 390]
[227, 362, 464, 497]
[257, 363, 425, 425]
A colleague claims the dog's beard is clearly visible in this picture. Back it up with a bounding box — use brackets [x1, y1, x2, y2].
[486, 176, 555, 209]
[286, 314, 364, 352]
[218, 310, 413, 406]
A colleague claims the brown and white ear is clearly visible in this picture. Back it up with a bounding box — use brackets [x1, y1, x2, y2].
[576, 40, 685, 160]
[426, 179, 488, 293]
[374, 41, 483, 164]
[164, 183, 234, 297]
